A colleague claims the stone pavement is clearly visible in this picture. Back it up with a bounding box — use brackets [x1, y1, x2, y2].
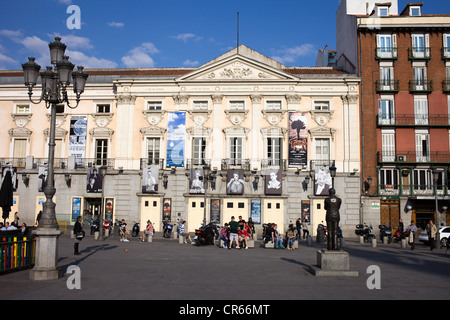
[1, 232, 449, 301]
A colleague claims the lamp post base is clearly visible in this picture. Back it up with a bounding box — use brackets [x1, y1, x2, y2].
[29, 228, 64, 281]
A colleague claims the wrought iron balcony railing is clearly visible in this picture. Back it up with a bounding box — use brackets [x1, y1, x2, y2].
[376, 80, 400, 93]
[375, 47, 398, 60]
[409, 80, 433, 93]
[408, 47, 431, 60]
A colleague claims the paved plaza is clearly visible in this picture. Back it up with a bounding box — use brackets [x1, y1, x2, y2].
[1, 232, 449, 302]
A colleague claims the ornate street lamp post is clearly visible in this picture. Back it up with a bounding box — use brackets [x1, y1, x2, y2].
[22, 37, 88, 280]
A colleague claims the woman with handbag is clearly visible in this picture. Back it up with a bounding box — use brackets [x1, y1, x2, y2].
[74, 215, 85, 255]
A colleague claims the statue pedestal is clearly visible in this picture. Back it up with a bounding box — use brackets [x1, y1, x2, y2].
[29, 228, 64, 281]
[312, 250, 358, 277]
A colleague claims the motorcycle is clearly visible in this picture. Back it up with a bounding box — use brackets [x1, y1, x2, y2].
[163, 219, 173, 238]
[355, 223, 375, 243]
[194, 224, 215, 246]
[131, 221, 140, 237]
[379, 225, 392, 243]
[317, 223, 327, 243]
[91, 218, 100, 235]
[392, 228, 409, 243]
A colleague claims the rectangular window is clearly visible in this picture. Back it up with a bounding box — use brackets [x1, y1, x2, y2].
[314, 101, 329, 111]
[229, 101, 245, 110]
[96, 104, 111, 113]
[192, 137, 206, 165]
[378, 7, 388, 16]
[95, 139, 108, 166]
[410, 6, 421, 16]
[13, 139, 27, 159]
[315, 138, 330, 162]
[16, 105, 30, 114]
[148, 101, 162, 111]
[378, 99, 394, 124]
[413, 169, 431, 190]
[380, 67, 394, 89]
[414, 98, 428, 125]
[379, 168, 399, 190]
[444, 34, 450, 57]
[230, 137, 243, 165]
[267, 101, 282, 110]
[377, 34, 397, 58]
[381, 130, 395, 162]
[194, 101, 208, 110]
[146, 137, 161, 165]
[267, 137, 282, 166]
[415, 131, 430, 162]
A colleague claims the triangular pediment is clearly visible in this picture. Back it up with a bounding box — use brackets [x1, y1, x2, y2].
[176, 46, 298, 82]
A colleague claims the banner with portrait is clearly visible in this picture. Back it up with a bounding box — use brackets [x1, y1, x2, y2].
[68, 115, 87, 167]
[210, 199, 220, 224]
[189, 168, 205, 194]
[288, 112, 308, 168]
[1, 167, 18, 192]
[142, 167, 159, 193]
[264, 169, 282, 195]
[314, 167, 332, 196]
[166, 112, 186, 168]
[163, 198, 171, 221]
[226, 169, 244, 195]
[301, 200, 310, 223]
[86, 167, 103, 193]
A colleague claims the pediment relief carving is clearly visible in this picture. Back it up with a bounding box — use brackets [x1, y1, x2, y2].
[43, 127, 68, 139]
[310, 110, 334, 127]
[142, 110, 166, 126]
[8, 127, 32, 139]
[308, 126, 336, 140]
[262, 109, 287, 126]
[91, 113, 114, 127]
[140, 126, 167, 136]
[186, 126, 212, 136]
[11, 113, 32, 128]
[224, 109, 249, 126]
[89, 127, 114, 138]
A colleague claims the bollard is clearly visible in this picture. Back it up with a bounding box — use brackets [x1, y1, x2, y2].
[94, 231, 99, 240]
[401, 238, 407, 248]
[383, 236, 388, 244]
[172, 225, 178, 240]
[104, 229, 109, 237]
[147, 235, 152, 243]
[70, 231, 74, 239]
[359, 236, 364, 244]
[306, 235, 312, 246]
[339, 237, 345, 248]
[179, 234, 184, 244]
[372, 238, 377, 248]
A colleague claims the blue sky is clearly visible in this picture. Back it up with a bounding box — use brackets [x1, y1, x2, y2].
[0, 0, 449, 70]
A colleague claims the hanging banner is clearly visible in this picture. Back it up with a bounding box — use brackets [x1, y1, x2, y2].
[264, 169, 282, 195]
[210, 199, 220, 224]
[68, 115, 87, 167]
[71, 197, 81, 222]
[288, 112, 308, 168]
[166, 112, 186, 167]
[142, 167, 159, 193]
[251, 199, 261, 224]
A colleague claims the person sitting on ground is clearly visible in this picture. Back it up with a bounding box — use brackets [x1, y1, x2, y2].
[141, 220, 154, 242]
[119, 219, 130, 242]
[286, 224, 297, 250]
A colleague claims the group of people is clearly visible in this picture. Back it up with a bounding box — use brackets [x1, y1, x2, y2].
[0, 211, 29, 234]
[264, 223, 298, 249]
[220, 216, 253, 249]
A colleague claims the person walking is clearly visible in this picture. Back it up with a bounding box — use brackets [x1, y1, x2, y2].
[426, 220, 437, 251]
[406, 220, 417, 251]
[73, 215, 84, 255]
[296, 218, 301, 240]
[302, 220, 310, 240]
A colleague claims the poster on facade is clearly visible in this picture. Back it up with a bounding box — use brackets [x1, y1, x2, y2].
[189, 168, 205, 194]
[301, 200, 310, 223]
[314, 167, 332, 196]
[37, 166, 48, 192]
[210, 199, 220, 224]
[86, 167, 103, 193]
[264, 169, 282, 195]
[142, 167, 159, 193]
[1, 166, 17, 192]
[251, 199, 261, 224]
[288, 112, 308, 168]
[163, 198, 171, 221]
[166, 112, 186, 167]
[68, 115, 87, 167]
[105, 198, 114, 222]
[71, 197, 81, 222]
[226, 169, 245, 195]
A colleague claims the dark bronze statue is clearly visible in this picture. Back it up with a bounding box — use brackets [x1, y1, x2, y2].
[324, 188, 341, 250]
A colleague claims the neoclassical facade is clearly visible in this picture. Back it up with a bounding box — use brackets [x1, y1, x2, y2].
[0, 45, 361, 236]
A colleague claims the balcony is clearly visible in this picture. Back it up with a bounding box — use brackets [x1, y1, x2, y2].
[443, 80, 450, 93]
[409, 80, 433, 93]
[186, 159, 211, 169]
[261, 159, 287, 171]
[377, 151, 450, 164]
[408, 47, 431, 60]
[221, 159, 250, 171]
[378, 183, 448, 197]
[376, 80, 400, 93]
[442, 47, 450, 61]
[139, 158, 165, 170]
[75, 158, 115, 169]
[375, 47, 398, 60]
[377, 114, 450, 127]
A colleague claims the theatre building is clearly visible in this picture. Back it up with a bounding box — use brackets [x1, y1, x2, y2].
[0, 45, 361, 236]
[337, 0, 450, 229]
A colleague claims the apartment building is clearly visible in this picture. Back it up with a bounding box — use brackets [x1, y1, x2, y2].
[337, 0, 450, 229]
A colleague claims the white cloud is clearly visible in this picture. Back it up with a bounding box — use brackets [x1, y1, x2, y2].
[171, 33, 203, 42]
[182, 59, 199, 67]
[0, 29, 23, 38]
[108, 22, 125, 28]
[66, 50, 117, 68]
[0, 53, 18, 68]
[50, 34, 94, 51]
[271, 44, 315, 65]
[121, 42, 159, 68]
[58, 0, 72, 4]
